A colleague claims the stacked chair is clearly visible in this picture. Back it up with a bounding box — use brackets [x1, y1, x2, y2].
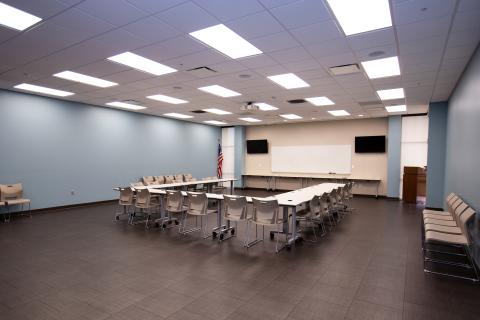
[422, 193, 478, 281]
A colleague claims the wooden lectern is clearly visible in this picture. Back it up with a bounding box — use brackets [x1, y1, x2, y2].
[403, 166, 426, 203]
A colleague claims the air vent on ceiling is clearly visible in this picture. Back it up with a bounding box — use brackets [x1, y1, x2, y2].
[191, 110, 207, 113]
[358, 100, 381, 107]
[287, 99, 307, 104]
[186, 66, 217, 78]
[329, 63, 361, 76]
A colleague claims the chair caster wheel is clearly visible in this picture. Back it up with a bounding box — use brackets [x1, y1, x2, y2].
[115, 216, 120, 221]
[270, 232, 274, 240]
[212, 232, 217, 238]
[219, 233, 224, 240]
[154, 222, 160, 228]
[231, 228, 235, 236]
[162, 224, 167, 228]
[286, 245, 292, 251]
[175, 220, 179, 225]
[168, 220, 172, 225]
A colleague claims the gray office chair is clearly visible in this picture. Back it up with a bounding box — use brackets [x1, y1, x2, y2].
[319, 192, 335, 228]
[114, 187, 134, 221]
[180, 192, 217, 238]
[219, 195, 249, 243]
[155, 190, 184, 230]
[131, 189, 160, 229]
[248, 198, 286, 253]
[296, 195, 324, 242]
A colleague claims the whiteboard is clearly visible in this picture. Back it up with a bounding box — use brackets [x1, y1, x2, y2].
[271, 145, 352, 174]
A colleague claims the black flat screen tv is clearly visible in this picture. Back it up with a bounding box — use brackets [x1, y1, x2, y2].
[355, 136, 386, 153]
[246, 139, 268, 154]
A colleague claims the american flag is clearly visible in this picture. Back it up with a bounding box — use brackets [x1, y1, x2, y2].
[217, 143, 223, 178]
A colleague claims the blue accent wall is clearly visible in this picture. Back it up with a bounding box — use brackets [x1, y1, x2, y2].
[445, 46, 480, 212]
[426, 102, 448, 208]
[0, 90, 221, 210]
[234, 126, 246, 188]
[387, 116, 401, 198]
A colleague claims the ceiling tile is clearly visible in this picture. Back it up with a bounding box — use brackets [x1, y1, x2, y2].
[269, 0, 332, 29]
[258, 0, 299, 9]
[269, 47, 311, 64]
[443, 44, 477, 60]
[396, 17, 450, 43]
[94, 29, 149, 52]
[393, 0, 456, 25]
[125, 0, 187, 13]
[451, 9, 480, 32]
[77, 0, 148, 26]
[48, 8, 115, 39]
[355, 44, 397, 61]
[305, 38, 351, 59]
[1, 0, 69, 19]
[347, 28, 395, 51]
[249, 31, 299, 53]
[156, 2, 218, 33]
[282, 59, 322, 73]
[290, 20, 342, 46]
[226, 11, 284, 39]
[316, 53, 356, 69]
[447, 28, 480, 48]
[123, 17, 181, 44]
[194, 0, 264, 22]
[398, 35, 447, 55]
[135, 35, 206, 61]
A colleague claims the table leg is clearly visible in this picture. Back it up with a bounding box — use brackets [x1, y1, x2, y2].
[230, 180, 234, 195]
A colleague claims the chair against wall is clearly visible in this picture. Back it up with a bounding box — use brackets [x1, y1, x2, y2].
[131, 189, 160, 229]
[0, 183, 31, 222]
[155, 176, 165, 184]
[248, 198, 286, 253]
[114, 187, 135, 221]
[155, 190, 185, 230]
[130, 181, 144, 188]
[164, 175, 174, 184]
[180, 192, 217, 238]
[220, 195, 249, 243]
[174, 174, 184, 183]
[142, 176, 155, 185]
[0, 187, 6, 223]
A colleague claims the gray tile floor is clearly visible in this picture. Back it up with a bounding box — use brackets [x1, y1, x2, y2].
[1, 191, 479, 320]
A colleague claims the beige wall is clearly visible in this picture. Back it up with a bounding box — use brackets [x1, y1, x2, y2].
[245, 118, 389, 195]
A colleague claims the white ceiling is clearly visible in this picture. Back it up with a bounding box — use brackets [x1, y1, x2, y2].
[0, 0, 479, 126]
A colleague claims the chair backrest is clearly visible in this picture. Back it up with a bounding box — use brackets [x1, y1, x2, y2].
[164, 176, 174, 184]
[119, 187, 134, 205]
[155, 176, 165, 184]
[445, 192, 456, 201]
[335, 187, 344, 203]
[187, 192, 208, 215]
[130, 181, 144, 187]
[165, 190, 183, 212]
[329, 189, 337, 206]
[448, 197, 463, 213]
[223, 195, 248, 220]
[142, 176, 155, 185]
[319, 193, 330, 216]
[135, 189, 152, 208]
[174, 174, 184, 182]
[459, 208, 476, 240]
[309, 195, 320, 217]
[0, 183, 23, 201]
[252, 198, 279, 224]
[184, 174, 193, 181]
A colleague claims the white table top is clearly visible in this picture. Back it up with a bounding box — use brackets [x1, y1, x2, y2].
[149, 182, 343, 207]
[134, 178, 237, 190]
[243, 174, 380, 181]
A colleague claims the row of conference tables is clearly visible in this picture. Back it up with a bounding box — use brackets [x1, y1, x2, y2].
[114, 178, 343, 250]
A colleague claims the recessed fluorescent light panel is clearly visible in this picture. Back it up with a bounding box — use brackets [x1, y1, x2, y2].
[326, 0, 392, 36]
[14, 83, 74, 97]
[267, 73, 310, 89]
[147, 94, 188, 104]
[54, 71, 117, 88]
[203, 108, 232, 115]
[385, 105, 407, 112]
[164, 113, 193, 119]
[361, 56, 400, 79]
[239, 117, 261, 123]
[189, 24, 262, 59]
[255, 103, 278, 111]
[377, 88, 405, 100]
[0, 2, 42, 31]
[305, 96, 335, 106]
[107, 52, 177, 76]
[280, 114, 302, 120]
[204, 120, 227, 125]
[106, 102, 146, 110]
[198, 85, 241, 97]
[328, 110, 350, 116]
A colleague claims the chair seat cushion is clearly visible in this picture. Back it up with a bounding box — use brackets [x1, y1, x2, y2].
[423, 214, 453, 221]
[424, 224, 462, 234]
[423, 218, 457, 227]
[6, 199, 30, 205]
[423, 209, 450, 215]
[425, 230, 468, 245]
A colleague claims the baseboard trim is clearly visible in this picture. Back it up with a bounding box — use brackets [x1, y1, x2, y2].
[30, 199, 117, 214]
